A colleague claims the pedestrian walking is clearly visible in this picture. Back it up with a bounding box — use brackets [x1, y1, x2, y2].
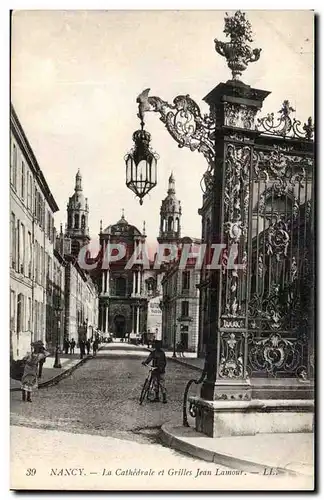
[70, 338, 76, 354]
[21, 343, 48, 402]
[85, 339, 91, 355]
[142, 340, 167, 403]
[92, 338, 99, 356]
[176, 340, 185, 358]
[79, 340, 86, 359]
[63, 338, 70, 355]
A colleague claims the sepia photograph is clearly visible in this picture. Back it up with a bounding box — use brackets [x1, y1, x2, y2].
[9, 8, 315, 491]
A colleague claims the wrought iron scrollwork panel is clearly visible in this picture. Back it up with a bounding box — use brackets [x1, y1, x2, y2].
[137, 88, 216, 166]
[247, 331, 308, 378]
[256, 100, 314, 140]
[246, 139, 314, 378]
[221, 144, 250, 318]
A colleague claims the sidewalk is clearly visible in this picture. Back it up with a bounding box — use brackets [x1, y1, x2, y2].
[164, 351, 205, 372]
[10, 345, 104, 392]
[161, 350, 314, 478]
[161, 424, 314, 478]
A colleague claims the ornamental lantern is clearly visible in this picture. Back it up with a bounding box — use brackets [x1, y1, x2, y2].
[124, 126, 159, 205]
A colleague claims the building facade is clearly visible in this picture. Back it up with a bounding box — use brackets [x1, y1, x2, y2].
[157, 174, 201, 351]
[44, 247, 66, 352]
[63, 254, 99, 344]
[10, 107, 99, 359]
[93, 212, 149, 338]
[59, 170, 99, 343]
[10, 105, 60, 359]
[161, 237, 200, 352]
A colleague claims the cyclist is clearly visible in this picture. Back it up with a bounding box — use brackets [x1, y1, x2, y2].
[142, 340, 167, 403]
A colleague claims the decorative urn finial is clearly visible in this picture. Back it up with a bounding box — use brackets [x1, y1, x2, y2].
[215, 10, 261, 81]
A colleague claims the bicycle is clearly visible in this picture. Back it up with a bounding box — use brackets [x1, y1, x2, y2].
[139, 365, 159, 405]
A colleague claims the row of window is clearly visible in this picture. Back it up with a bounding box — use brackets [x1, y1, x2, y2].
[10, 141, 55, 242]
[162, 300, 190, 318]
[10, 211, 63, 289]
[75, 270, 94, 305]
[165, 271, 191, 297]
[10, 290, 45, 337]
[161, 216, 180, 233]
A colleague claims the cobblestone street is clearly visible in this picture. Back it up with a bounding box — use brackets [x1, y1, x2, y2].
[11, 343, 247, 490]
[10, 343, 313, 493]
[10, 343, 200, 444]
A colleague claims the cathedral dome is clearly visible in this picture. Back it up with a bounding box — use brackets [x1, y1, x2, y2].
[102, 211, 142, 236]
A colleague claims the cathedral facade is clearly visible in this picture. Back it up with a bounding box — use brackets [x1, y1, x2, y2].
[94, 212, 154, 338]
[92, 174, 183, 341]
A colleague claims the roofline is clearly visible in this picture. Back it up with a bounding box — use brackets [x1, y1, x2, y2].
[10, 104, 60, 213]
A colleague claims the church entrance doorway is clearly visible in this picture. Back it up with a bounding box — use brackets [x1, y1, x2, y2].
[114, 315, 126, 339]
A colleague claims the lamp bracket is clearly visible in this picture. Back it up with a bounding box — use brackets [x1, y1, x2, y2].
[136, 88, 216, 167]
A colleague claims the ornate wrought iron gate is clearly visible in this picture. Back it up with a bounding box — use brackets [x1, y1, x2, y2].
[221, 104, 314, 380]
[133, 11, 314, 388]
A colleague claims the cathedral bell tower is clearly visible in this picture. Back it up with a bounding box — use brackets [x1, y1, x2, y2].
[66, 170, 90, 255]
[157, 172, 181, 244]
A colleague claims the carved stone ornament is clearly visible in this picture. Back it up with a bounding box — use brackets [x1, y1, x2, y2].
[224, 102, 258, 129]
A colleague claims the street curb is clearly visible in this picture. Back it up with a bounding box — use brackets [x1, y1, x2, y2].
[167, 356, 203, 373]
[10, 352, 97, 393]
[160, 424, 308, 477]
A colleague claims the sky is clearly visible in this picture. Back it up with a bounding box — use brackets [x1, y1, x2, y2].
[11, 10, 314, 247]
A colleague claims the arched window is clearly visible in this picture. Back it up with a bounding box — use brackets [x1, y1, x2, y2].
[175, 218, 179, 232]
[116, 277, 126, 297]
[68, 213, 72, 229]
[81, 214, 86, 229]
[74, 213, 80, 229]
[168, 216, 173, 232]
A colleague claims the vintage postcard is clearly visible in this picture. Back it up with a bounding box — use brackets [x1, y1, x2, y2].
[9, 9, 315, 491]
